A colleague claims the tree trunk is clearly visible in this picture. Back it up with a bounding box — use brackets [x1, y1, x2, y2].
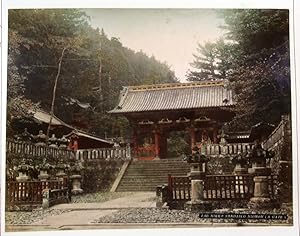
[47, 48, 66, 137]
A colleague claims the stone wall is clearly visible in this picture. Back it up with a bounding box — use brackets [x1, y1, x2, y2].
[82, 159, 125, 193]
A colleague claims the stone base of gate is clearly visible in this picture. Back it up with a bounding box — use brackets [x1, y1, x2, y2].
[184, 200, 212, 212]
[248, 197, 273, 210]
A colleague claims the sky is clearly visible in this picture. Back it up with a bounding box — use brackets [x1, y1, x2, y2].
[84, 9, 226, 82]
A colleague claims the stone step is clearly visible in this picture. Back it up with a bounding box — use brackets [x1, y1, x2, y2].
[115, 160, 190, 191]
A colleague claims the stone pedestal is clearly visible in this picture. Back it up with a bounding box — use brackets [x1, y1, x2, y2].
[16, 172, 30, 182]
[70, 175, 83, 195]
[56, 169, 67, 182]
[38, 170, 50, 181]
[248, 176, 272, 209]
[184, 179, 212, 212]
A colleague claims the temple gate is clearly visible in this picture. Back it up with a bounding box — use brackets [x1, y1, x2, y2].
[109, 81, 235, 160]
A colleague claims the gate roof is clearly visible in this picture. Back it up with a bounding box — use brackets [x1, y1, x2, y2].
[109, 81, 235, 114]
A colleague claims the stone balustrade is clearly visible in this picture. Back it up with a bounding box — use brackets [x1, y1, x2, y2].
[75, 146, 131, 161]
[6, 139, 74, 159]
[204, 143, 253, 156]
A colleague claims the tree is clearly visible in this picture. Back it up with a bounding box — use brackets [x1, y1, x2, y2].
[187, 41, 218, 81]
[6, 29, 38, 137]
[187, 39, 234, 81]
[218, 9, 290, 130]
[8, 9, 178, 138]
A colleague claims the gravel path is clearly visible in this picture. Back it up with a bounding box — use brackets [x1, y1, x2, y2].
[71, 192, 134, 203]
[6, 192, 135, 225]
[93, 207, 293, 225]
[6, 209, 71, 225]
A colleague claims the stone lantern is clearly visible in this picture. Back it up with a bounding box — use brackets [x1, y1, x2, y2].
[36, 158, 52, 181]
[55, 161, 69, 182]
[48, 134, 58, 148]
[248, 140, 274, 176]
[248, 140, 275, 209]
[58, 136, 69, 149]
[16, 159, 33, 182]
[20, 128, 33, 143]
[186, 146, 209, 180]
[69, 161, 84, 195]
[184, 147, 212, 212]
[34, 130, 47, 146]
[217, 129, 228, 145]
[231, 152, 249, 175]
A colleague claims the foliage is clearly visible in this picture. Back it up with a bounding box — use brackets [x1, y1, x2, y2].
[188, 9, 290, 130]
[221, 9, 290, 130]
[187, 39, 234, 81]
[8, 9, 177, 138]
[167, 132, 190, 158]
[6, 30, 39, 137]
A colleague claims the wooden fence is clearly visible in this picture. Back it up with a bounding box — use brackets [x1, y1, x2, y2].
[203, 143, 253, 156]
[75, 146, 131, 161]
[6, 180, 68, 209]
[167, 174, 278, 203]
[168, 175, 191, 201]
[6, 139, 74, 159]
[204, 175, 253, 200]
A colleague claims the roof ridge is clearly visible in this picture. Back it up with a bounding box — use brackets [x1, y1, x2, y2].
[127, 80, 225, 91]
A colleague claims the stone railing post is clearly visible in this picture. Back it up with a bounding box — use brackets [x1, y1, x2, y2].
[184, 147, 211, 212]
[248, 141, 275, 209]
[69, 161, 84, 195]
[126, 143, 131, 159]
[42, 188, 50, 209]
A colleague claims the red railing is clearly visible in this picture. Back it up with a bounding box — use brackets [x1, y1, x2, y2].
[168, 175, 191, 201]
[6, 180, 68, 208]
[203, 175, 254, 200]
[167, 174, 278, 202]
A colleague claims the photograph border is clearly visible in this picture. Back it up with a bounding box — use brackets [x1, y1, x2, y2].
[1, 1, 299, 236]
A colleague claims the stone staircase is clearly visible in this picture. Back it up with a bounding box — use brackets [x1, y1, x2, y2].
[116, 159, 190, 192]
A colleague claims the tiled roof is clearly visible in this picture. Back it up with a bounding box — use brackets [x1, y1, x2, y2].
[64, 130, 114, 144]
[109, 81, 235, 114]
[30, 110, 72, 127]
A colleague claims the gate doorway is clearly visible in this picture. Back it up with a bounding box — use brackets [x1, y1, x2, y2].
[167, 131, 190, 159]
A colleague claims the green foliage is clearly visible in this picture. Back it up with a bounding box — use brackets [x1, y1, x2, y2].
[187, 39, 235, 81]
[220, 9, 290, 130]
[8, 9, 177, 138]
[167, 132, 190, 158]
[188, 9, 290, 130]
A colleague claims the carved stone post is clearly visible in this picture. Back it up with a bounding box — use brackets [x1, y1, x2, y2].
[37, 159, 52, 181]
[49, 134, 58, 148]
[232, 152, 248, 175]
[70, 161, 84, 195]
[248, 141, 275, 209]
[42, 188, 50, 209]
[56, 162, 68, 182]
[184, 147, 212, 211]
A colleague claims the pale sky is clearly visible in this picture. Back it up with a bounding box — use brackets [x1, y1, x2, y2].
[84, 9, 226, 82]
